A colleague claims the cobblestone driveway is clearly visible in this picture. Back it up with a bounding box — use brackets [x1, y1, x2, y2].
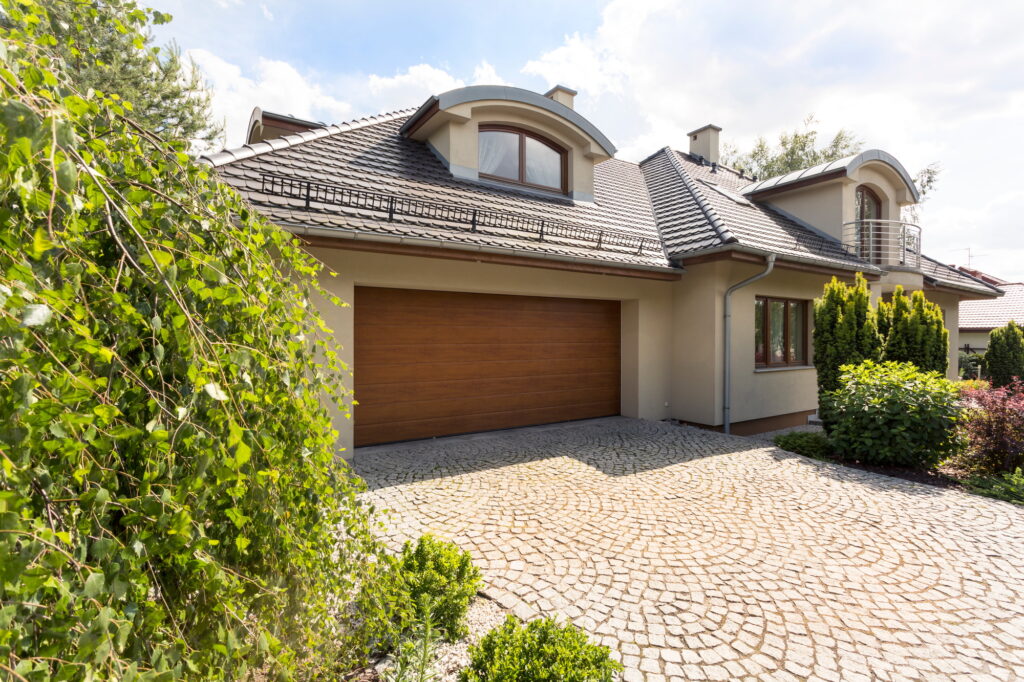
[353, 417, 1024, 681]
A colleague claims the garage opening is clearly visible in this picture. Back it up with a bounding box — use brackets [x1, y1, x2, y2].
[353, 287, 621, 446]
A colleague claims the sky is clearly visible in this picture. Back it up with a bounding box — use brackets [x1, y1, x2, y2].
[153, 0, 1024, 282]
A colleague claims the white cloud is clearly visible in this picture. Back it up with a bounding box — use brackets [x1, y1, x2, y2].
[187, 48, 353, 149]
[519, 0, 1024, 281]
[471, 61, 508, 86]
[366, 64, 464, 112]
[259, 3, 272, 20]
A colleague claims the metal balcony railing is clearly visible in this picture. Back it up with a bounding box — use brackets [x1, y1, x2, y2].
[258, 173, 653, 256]
[841, 219, 922, 269]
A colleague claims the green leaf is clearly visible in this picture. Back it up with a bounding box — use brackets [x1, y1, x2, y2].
[203, 382, 228, 401]
[83, 571, 105, 598]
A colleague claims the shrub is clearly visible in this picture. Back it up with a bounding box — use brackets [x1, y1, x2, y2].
[966, 469, 1024, 506]
[986, 321, 1024, 388]
[0, 2, 393, 677]
[957, 378, 990, 394]
[877, 287, 949, 374]
[957, 380, 1024, 473]
[399, 535, 482, 641]
[824, 361, 961, 468]
[773, 431, 833, 460]
[460, 616, 622, 682]
[959, 351, 985, 380]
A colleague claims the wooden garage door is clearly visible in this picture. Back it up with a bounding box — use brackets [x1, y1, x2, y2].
[354, 287, 620, 446]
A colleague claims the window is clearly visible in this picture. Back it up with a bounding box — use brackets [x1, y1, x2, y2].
[755, 297, 808, 367]
[478, 126, 567, 192]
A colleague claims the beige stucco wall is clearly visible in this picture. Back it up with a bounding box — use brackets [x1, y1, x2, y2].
[668, 262, 833, 426]
[307, 247, 673, 454]
[767, 183, 845, 241]
[960, 331, 990, 353]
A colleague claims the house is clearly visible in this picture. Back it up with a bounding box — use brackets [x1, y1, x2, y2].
[957, 268, 1023, 352]
[201, 85, 1001, 452]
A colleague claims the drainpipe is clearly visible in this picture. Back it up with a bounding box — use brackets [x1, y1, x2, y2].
[723, 254, 776, 434]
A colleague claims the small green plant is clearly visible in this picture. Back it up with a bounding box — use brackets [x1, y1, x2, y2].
[824, 361, 961, 468]
[773, 431, 833, 460]
[460, 616, 622, 682]
[399, 535, 482, 641]
[957, 378, 991, 393]
[966, 469, 1024, 505]
[382, 595, 441, 682]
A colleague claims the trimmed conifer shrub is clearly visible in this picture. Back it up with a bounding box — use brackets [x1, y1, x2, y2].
[877, 286, 949, 373]
[986, 321, 1024, 388]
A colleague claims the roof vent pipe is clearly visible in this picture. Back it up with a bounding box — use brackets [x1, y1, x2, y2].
[723, 253, 776, 434]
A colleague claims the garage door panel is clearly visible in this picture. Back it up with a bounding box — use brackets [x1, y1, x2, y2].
[357, 357, 618, 385]
[355, 323, 619, 347]
[355, 372, 620, 404]
[358, 341, 619, 365]
[357, 386, 620, 425]
[354, 400, 620, 447]
[354, 287, 620, 446]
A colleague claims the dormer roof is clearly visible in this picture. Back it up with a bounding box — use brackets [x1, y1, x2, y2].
[741, 149, 921, 202]
[399, 85, 617, 157]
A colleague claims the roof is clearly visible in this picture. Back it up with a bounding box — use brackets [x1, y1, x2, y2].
[399, 85, 617, 156]
[960, 282, 1024, 330]
[741, 149, 921, 202]
[201, 109, 991, 288]
[640, 149, 881, 273]
[202, 112, 668, 271]
[919, 255, 1004, 297]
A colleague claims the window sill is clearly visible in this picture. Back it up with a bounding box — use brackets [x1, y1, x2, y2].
[754, 365, 814, 373]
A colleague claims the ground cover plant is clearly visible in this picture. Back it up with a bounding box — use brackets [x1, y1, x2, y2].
[397, 534, 482, 642]
[0, 1, 402, 677]
[772, 431, 832, 460]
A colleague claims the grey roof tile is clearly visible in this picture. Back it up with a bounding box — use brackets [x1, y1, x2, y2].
[960, 283, 1024, 329]
[920, 255, 1004, 297]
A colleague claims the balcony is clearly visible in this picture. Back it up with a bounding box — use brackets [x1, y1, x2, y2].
[841, 219, 921, 269]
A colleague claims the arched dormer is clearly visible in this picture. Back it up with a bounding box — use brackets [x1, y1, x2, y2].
[399, 85, 616, 201]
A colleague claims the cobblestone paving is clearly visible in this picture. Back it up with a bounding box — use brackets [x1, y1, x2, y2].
[353, 417, 1024, 681]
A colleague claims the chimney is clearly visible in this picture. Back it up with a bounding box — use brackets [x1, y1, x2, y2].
[688, 124, 722, 164]
[544, 85, 577, 110]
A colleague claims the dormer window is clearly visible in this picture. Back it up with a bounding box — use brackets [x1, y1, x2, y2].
[478, 125, 567, 193]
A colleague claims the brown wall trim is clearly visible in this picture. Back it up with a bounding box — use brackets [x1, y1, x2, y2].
[402, 101, 439, 138]
[677, 409, 816, 437]
[679, 250, 879, 280]
[301, 235, 683, 281]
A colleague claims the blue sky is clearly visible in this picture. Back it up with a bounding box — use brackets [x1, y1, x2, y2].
[155, 0, 1024, 282]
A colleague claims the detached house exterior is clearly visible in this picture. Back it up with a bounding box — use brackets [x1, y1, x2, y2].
[203, 85, 1001, 452]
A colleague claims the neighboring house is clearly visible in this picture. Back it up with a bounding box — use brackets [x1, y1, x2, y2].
[958, 268, 1023, 352]
[202, 85, 1001, 452]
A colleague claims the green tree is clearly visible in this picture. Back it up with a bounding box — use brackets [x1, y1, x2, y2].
[0, 1, 398, 678]
[987, 321, 1024, 387]
[813, 274, 881, 423]
[35, 0, 222, 148]
[878, 287, 949, 373]
[722, 115, 862, 179]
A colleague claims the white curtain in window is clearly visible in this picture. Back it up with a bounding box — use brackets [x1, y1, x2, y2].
[524, 136, 561, 189]
[479, 131, 518, 180]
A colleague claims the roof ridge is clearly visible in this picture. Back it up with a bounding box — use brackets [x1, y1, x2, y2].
[663, 148, 737, 245]
[200, 108, 417, 168]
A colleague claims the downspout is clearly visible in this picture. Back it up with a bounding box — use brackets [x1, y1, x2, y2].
[723, 254, 776, 434]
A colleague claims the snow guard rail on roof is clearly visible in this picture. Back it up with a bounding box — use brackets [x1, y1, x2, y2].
[259, 173, 654, 256]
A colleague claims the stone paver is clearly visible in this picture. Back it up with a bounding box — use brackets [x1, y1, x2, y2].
[353, 417, 1024, 681]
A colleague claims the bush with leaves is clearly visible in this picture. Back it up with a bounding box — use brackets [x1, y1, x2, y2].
[460, 616, 622, 682]
[398, 535, 482, 642]
[773, 431, 833, 461]
[966, 468, 1024, 506]
[959, 351, 985, 380]
[824, 361, 961, 468]
[812, 274, 881, 429]
[957, 380, 1024, 474]
[986, 321, 1024, 388]
[877, 286, 948, 373]
[0, 1, 397, 678]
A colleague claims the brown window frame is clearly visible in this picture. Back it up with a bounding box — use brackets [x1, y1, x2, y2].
[478, 125, 569, 194]
[755, 297, 809, 368]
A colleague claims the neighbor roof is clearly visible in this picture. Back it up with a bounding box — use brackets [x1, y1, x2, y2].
[920, 256, 1004, 297]
[960, 282, 1024, 330]
[740, 149, 921, 203]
